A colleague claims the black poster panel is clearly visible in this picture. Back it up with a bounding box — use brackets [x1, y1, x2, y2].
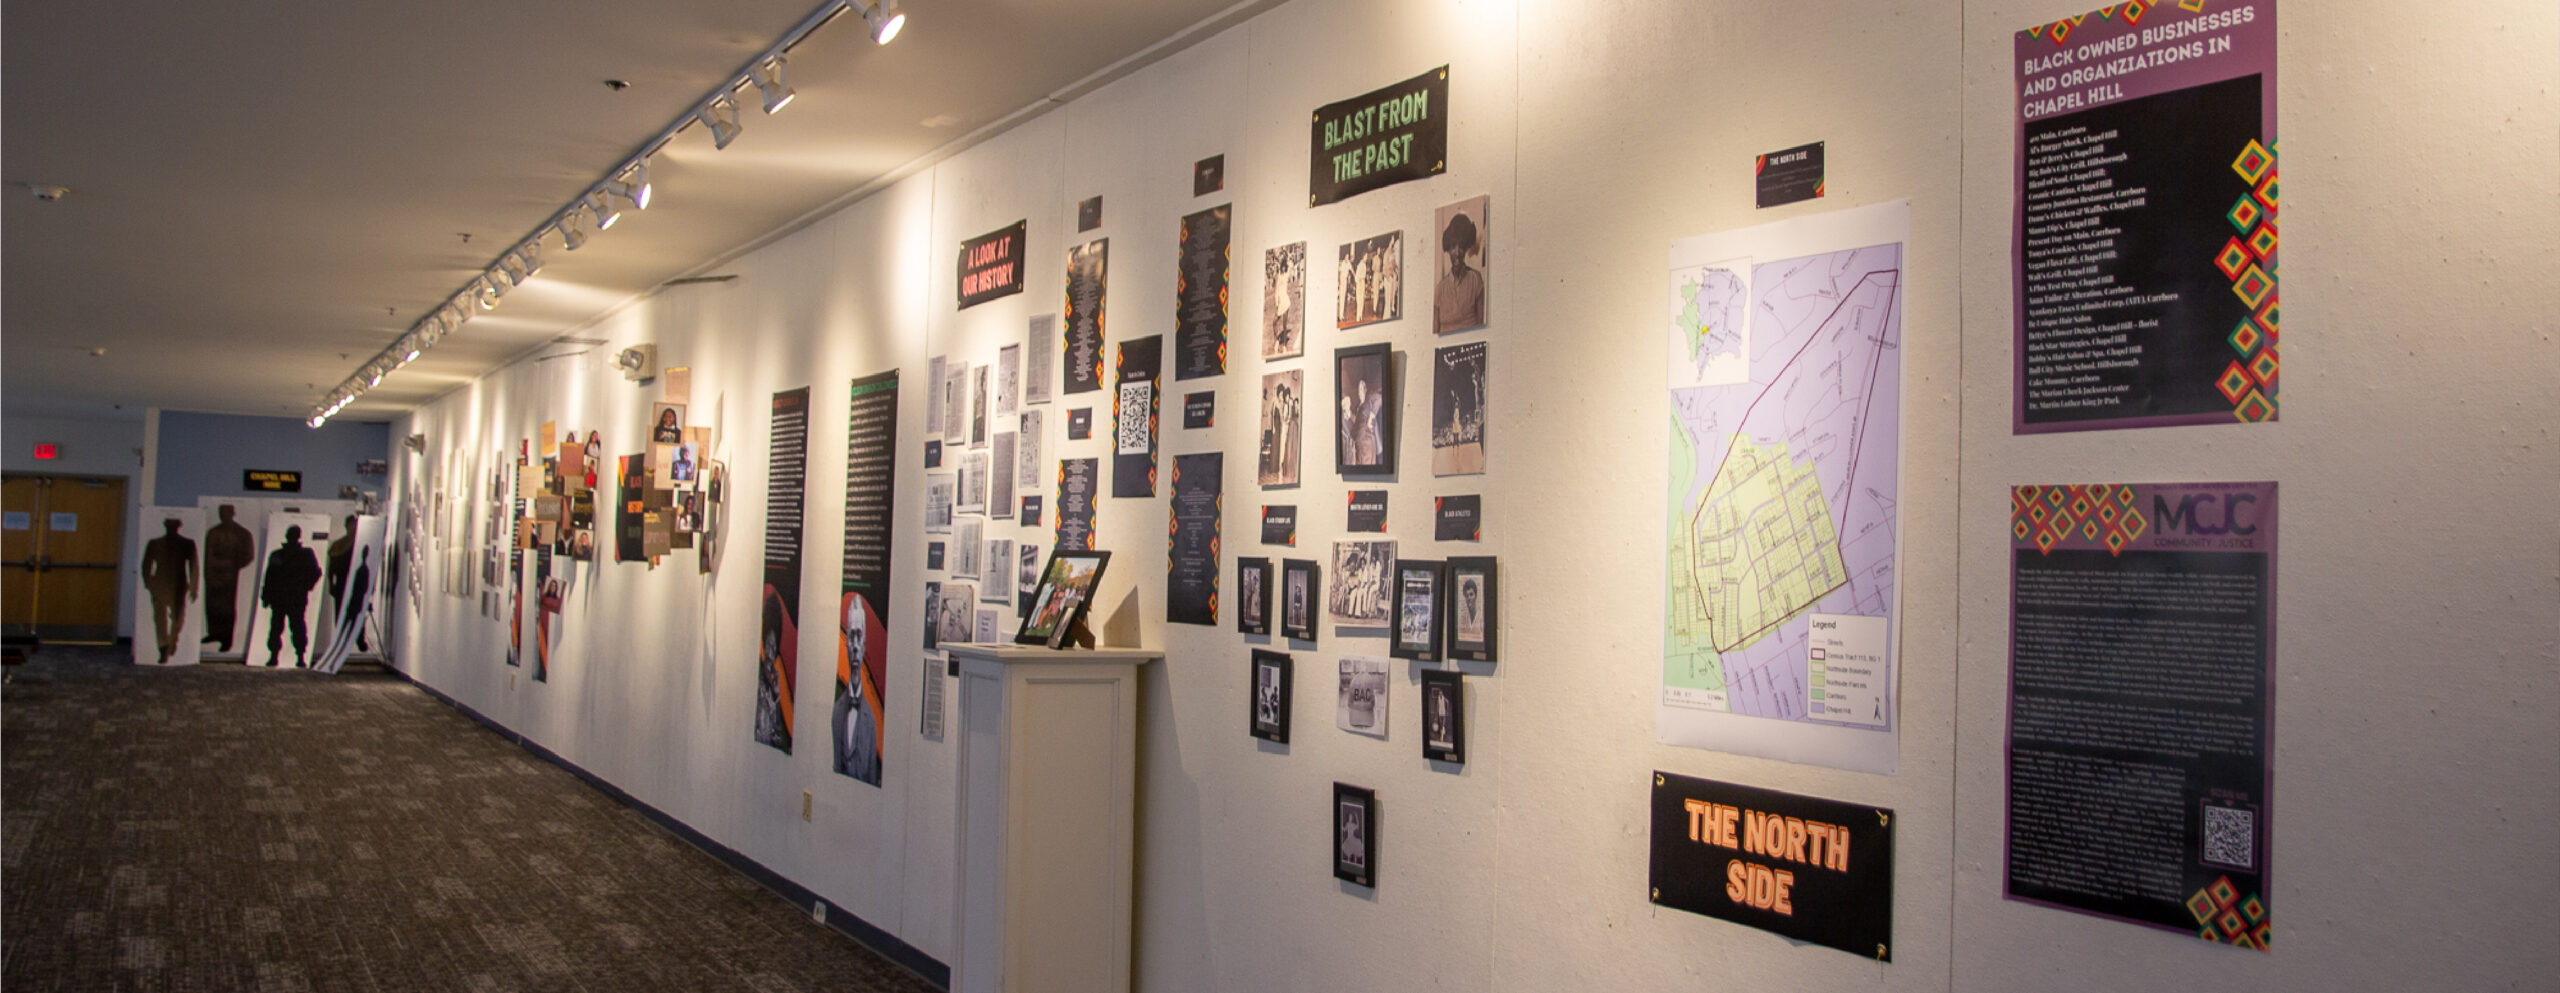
[1166, 452, 1222, 626]
[1261, 505, 1296, 546]
[756, 387, 812, 754]
[1063, 239, 1109, 395]
[1434, 495, 1481, 541]
[957, 221, 1027, 309]
[1111, 336, 1162, 498]
[1055, 457, 1098, 553]
[1309, 66, 1450, 206]
[834, 371, 898, 786]
[1650, 772, 1895, 961]
[1755, 141, 1826, 209]
[1176, 205, 1232, 379]
[615, 455, 647, 563]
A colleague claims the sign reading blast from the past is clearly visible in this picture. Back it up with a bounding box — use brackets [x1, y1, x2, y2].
[1308, 66, 1449, 206]
[1650, 772, 1895, 961]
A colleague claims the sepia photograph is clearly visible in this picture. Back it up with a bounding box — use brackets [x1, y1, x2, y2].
[1333, 343, 1396, 475]
[1327, 539, 1395, 626]
[1388, 558, 1445, 662]
[1335, 231, 1403, 329]
[1431, 342, 1487, 476]
[1250, 649, 1291, 743]
[1420, 669, 1465, 764]
[1433, 196, 1489, 334]
[1262, 242, 1307, 360]
[1446, 556, 1498, 662]
[1237, 557, 1272, 635]
[1333, 783, 1376, 887]
[1280, 558, 1319, 643]
[1259, 369, 1303, 488]
[1335, 655, 1390, 737]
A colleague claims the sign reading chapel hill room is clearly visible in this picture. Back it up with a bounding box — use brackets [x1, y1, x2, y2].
[1309, 66, 1449, 206]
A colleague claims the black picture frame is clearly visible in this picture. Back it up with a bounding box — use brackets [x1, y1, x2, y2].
[1333, 782, 1376, 887]
[1250, 650, 1291, 743]
[1445, 555, 1498, 662]
[1420, 669, 1465, 764]
[1013, 548, 1113, 646]
[1237, 557, 1273, 635]
[1332, 343, 1396, 475]
[1388, 558, 1445, 662]
[1280, 558, 1320, 643]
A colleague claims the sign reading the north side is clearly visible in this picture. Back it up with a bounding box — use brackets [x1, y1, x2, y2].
[1650, 772, 1895, 961]
[1309, 66, 1449, 207]
[958, 221, 1028, 309]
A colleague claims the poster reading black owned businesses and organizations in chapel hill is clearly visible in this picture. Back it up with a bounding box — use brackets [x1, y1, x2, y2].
[1113, 336, 1162, 498]
[1175, 205, 1231, 380]
[1167, 453, 1222, 626]
[1055, 457, 1098, 553]
[1309, 66, 1448, 206]
[2015, 1, 2276, 432]
[1064, 239, 1108, 395]
[2006, 482, 2276, 951]
[1650, 773, 1895, 960]
[834, 372, 898, 786]
[756, 387, 811, 754]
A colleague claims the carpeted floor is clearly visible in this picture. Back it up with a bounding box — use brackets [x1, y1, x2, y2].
[1, 645, 942, 993]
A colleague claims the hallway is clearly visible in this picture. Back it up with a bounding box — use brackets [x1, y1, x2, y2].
[1, 647, 941, 993]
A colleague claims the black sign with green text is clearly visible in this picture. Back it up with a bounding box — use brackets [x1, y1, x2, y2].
[1308, 66, 1449, 206]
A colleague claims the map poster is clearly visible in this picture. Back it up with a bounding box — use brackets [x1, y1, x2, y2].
[1063, 239, 1109, 395]
[2005, 481, 2275, 950]
[1661, 201, 1907, 776]
[1649, 772, 1896, 961]
[756, 387, 812, 755]
[834, 371, 898, 787]
[1055, 457, 1099, 553]
[2014, 1, 2277, 432]
[1112, 335, 1163, 498]
[1166, 452, 1222, 626]
[1175, 205, 1232, 380]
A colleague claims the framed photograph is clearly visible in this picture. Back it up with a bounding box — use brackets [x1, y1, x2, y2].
[1333, 343, 1396, 475]
[1389, 558, 1446, 662]
[1420, 669, 1465, 763]
[1335, 231, 1403, 330]
[1446, 556, 1498, 662]
[922, 582, 942, 652]
[1333, 782, 1377, 887]
[1250, 649, 1291, 743]
[1015, 548, 1114, 647]
[1262, 242, 1307, 360]
[1237, 557, 1273, 636]
[1432, 196, 1489, 334]
[1327, 539, 1394, 626]
[1280, 558, 1320, 643]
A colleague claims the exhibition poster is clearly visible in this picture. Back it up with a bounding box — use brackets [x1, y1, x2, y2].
[1661, 201, 1907, 775]
[1063, 238, 1108, 395]
[508, 440, 526, 667]
[2014, 0, 2278, 431]
[1649, 772, 1895, 960]
[2005, 481, 2275, 951]
[1112, 335, 1162, 498]
[834, 371, 898, 786]
[1175, 204, 1231, 380]
[1055, 457, 1098, 553]
[756, 387, 812, 754]
[1166, 452, 1222, 626]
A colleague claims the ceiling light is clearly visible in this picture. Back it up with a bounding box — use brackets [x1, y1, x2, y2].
[588, 191, 622, 231]
[476, 276, 504, 309]
[862, 0, 905, 44]
[753, 57, 796, 114]
[698, 94, 744, 149]
[560, 209, 590, 250]
[518, 239, 545, 278]
[405, 347, 421, 363]
[499, 250, 532, 287]
[604, 159, 652, 211]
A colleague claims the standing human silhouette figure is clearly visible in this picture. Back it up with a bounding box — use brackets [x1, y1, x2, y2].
[141, 518, 199, 664]
[259, 525, 323, 667]
[200, 505, 254, 652]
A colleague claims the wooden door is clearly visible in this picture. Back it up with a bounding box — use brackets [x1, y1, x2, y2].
[1, 474, 128, 641]
[1, 477, 39, 630]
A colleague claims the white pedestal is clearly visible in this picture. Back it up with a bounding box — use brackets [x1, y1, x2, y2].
[947, 643, 1160, 993]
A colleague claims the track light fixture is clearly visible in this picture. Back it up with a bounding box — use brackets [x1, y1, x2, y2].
[861, 0, 906, 44]
[603, 159, 652, 211]
[698, 94, 744, 149]
[754, 56, 797, 114]
[588, 190, 622, 231]
[560, 208, 590, 250]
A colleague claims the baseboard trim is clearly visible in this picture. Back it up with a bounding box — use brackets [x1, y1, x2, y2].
[386, 668, 952, 990]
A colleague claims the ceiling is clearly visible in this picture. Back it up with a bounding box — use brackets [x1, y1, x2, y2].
[2, 0, 1276, 423]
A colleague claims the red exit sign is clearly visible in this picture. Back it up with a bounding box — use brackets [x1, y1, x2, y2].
[32, 443, 58, 460]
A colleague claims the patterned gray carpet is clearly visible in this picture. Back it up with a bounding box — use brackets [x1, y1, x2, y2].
[2, 645, 942, 993]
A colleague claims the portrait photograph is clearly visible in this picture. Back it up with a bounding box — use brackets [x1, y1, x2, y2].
[1250, 649, 1291, 743]
[1420, 669, 1465, 764]
[1388, 558, 1445, 662]
[1446, 556, 1498, 662]
[1262, 242, 1307, 360]
[1333, 783, 1376, 887]
[1259, 369, 1303, 488]
[1335, 231, 1402, 330]
[1332, 343, 1396, 475]
[1327, 539, 1395, 627]
[1280, 558, 1320, 643]
[922, 582, 941, 651]
[1237, 557, 1272, 635]
[651, 402, 685, 444]
[1433, 195, 1489, 334]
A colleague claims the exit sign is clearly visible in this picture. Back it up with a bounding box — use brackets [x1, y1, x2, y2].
[31, 443, 57, 460]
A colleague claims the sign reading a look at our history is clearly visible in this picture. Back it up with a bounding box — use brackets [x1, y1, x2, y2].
[957, 221, 1027, 309]
[1650, 772, 1895, 961]
[1309, 66, 1449, 206]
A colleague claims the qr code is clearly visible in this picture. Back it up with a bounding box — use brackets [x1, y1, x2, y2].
[1116, 382, 1153, 455]
[2202, 803, 2255, 870]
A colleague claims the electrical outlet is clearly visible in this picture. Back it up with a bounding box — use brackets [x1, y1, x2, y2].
[812, 900, 827, 924]
[509, 672, 516, 690]
[801, 790, 813, 821]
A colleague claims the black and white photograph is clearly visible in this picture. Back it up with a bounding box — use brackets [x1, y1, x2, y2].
[952, 519, 983, 580]
[989, 433, 1017, 519]
[1446, 556, 1498, 662]
[651, 403, 686, 444]
[1335, 655, 1390, 737]
[1335, 231, 1402, 330]
[1431, 341, 1487, 476]
[1250, 649, 1291, 743]
[936, 582, 975, 646]
[1017, 411, 1043, 490]
[1389, 558, 1445, 662]
[1237, 557, 1272, 635]
[996, 343, 1022, 418]
[1333, 343, 1396, 475]
[1333, 783, 1376, 887]
[925, 474, 955, 531]
[942, 361, 968, 444]
[922, 581, 942, 651]
[1327, 539, 1395, 626]
[958, 451, 989, 516]
[1420, 669, 1465, 764]
[1259, 369, 1302, 488]
[983, 538, 1014, 602]
[1433, 195, 1489, 334]
[1280, 558, 1319, 643]
[1024, 315, 1056, 406]
[1017, 543, 1040, 617]
[1262, 242, 1307, 360]
[970, 363, 991, 447]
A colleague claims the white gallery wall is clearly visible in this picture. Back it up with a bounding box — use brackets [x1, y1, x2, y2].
[387, 0, 2559, 990]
